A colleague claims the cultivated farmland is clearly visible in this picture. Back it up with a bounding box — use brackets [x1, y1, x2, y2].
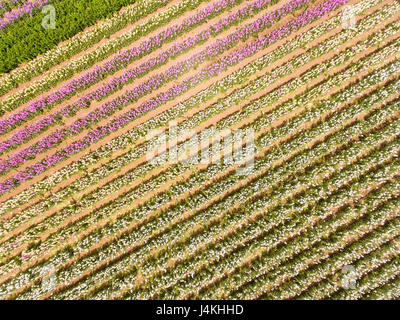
[0, 0, 399, 300]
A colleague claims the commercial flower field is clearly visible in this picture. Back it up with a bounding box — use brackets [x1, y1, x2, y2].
[0, 0, 399, 300]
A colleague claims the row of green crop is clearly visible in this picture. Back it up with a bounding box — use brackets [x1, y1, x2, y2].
[0, 0, 140, 74]
[1, 38, 398, 298]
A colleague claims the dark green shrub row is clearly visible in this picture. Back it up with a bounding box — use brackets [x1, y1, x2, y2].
[0, 0, 137, 73]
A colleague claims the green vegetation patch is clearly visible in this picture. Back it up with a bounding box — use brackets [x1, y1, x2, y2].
[0, 0, 136, 73]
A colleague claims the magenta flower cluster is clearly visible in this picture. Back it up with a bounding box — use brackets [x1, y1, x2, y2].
[0, 0, 48, 29]
[0, 0, 349, 194]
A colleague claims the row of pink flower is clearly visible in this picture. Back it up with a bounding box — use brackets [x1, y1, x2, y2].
[0, 0, 26, 14]
[0, 0, 48, 29]
[0, 0, 241, 136]
[0, 0, 304, 173]
[0, 0, 279, 155]
[0, 0, 349, 194]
